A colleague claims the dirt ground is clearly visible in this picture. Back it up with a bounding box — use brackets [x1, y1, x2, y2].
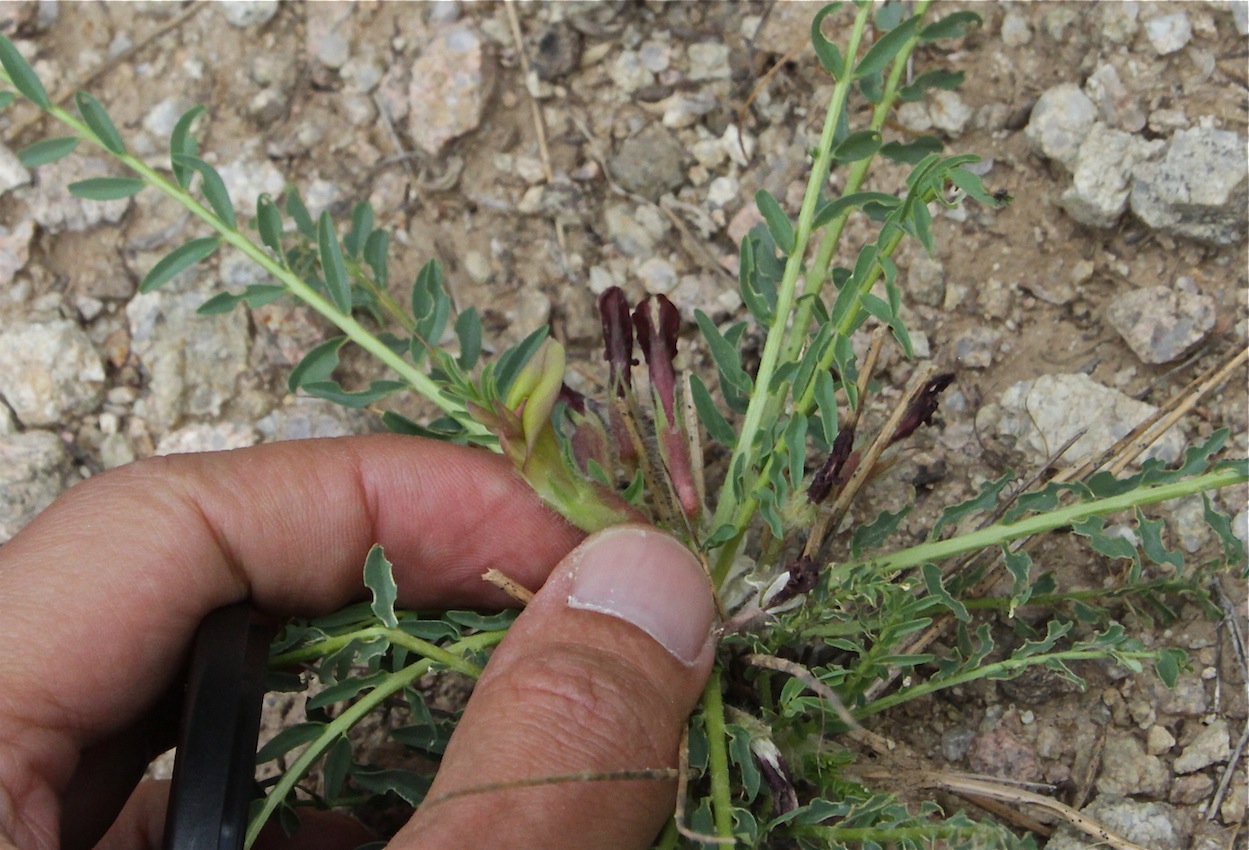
[1, 1, 1246, 848]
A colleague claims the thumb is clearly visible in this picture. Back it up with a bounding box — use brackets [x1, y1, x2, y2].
[396, 525, 717, 850]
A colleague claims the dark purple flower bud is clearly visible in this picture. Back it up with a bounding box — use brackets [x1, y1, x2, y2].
[598, 286, 635, 396]
[890, 372, 954, 446]
[632, 294, 680, 422]
[633, 294, 700, 518]
[753, 739, 798, 815]
[808, 424, 856, 505]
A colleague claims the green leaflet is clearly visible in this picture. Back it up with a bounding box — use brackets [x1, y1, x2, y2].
[809, 3, 846, 79]
[140, 236, 220, 293]
[196, 284, 285, 315]
[256, 722, 326, 764]
[317, 210, 352, 313]
[75, 91, 125, 155]
[288, 335, 346, 392]
[171, 154, 236, 229]
[17, 136, 79, 168]
[343, 201, 374, 258]
[454, 306, 482, 370]
[363, 544, 399, 628]
[363, 229, 390, 288]
[754, 189, 795, 255]
[170, 105, 207, 189]
[410, 259, 451, 363]
[67, 176, 144, 200]
[690, 373, 735, 447]
[0, 33, 50, 108]
[851, 506, 912, 557]
[920, 10, 983, 43]
[256, 194, 285, 258]
[853, 14, 922, 79]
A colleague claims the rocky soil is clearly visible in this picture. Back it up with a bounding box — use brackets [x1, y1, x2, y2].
[0, 2, 1246, 848]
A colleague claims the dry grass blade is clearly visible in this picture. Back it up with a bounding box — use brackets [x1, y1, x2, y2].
[853, 768, 1153, 850]
[421, 767, 679, 809]
[481, 568, 534, 605]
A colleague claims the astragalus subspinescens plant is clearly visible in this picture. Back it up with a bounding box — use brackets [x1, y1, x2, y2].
[2, 1, 1245, 847]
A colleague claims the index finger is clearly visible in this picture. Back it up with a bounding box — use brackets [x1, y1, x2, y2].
[0, 434, 583, 838]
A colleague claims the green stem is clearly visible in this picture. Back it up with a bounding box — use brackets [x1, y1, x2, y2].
[701, 666, 735, 842]
[782, 0, 934, 366]
[246, 629, 505, 848]
[857, 648, 1157, 719]
[36, 98, 489, 440]
[709, 2, 873, 571]
[839, 466, 1247, 577]
[271, 626, 503, 678]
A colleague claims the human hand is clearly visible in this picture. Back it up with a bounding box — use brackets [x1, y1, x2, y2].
[0, 435, 717, 850]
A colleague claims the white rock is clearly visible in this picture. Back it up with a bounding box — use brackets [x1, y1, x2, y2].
[976, 373, 1185, 468]
[1100, 1, 1140, 44]
[636, 256, 678, 294]
[156, 421, 259, 456]
[896, 101, 933, 133]
[1001, 9, 1032, 46]
[1104, 284, 1216, 364]
[1061, 124, 1164, 228]
[706, 175, 739, 208]
[1145, 12, 1192, 55]
[687, 42, 731, 81]
[0, 320, 105, 426]
[1024, 84, 1097, 171]
[1146, 725, 1176, 755]
[1129, 127, 1248, 245]
[1174, 718, 1230, 773]
[929, 90, 973, 137]
[639, 40, 671, 73]
[609, 50, 654, 94]
[303, 178, 340, 219]
[1235, 2, 1249, 36]
[407, 25, 495, 156]
[341, 55, 384, 93]
[142, 97, 196, 138]
[220, 0, 278, 28]
[216, 159, 286, 214]
[0, 143, 32, 195]
[127, 291, 250, 431]
[0, 220, 36, 287]
[0, 431, 76, 542]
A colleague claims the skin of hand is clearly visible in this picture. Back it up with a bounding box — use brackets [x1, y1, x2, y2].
[0, 435, 717, 850]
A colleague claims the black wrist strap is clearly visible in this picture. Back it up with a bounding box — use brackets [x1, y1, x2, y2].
[162, 603, 270, 850]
